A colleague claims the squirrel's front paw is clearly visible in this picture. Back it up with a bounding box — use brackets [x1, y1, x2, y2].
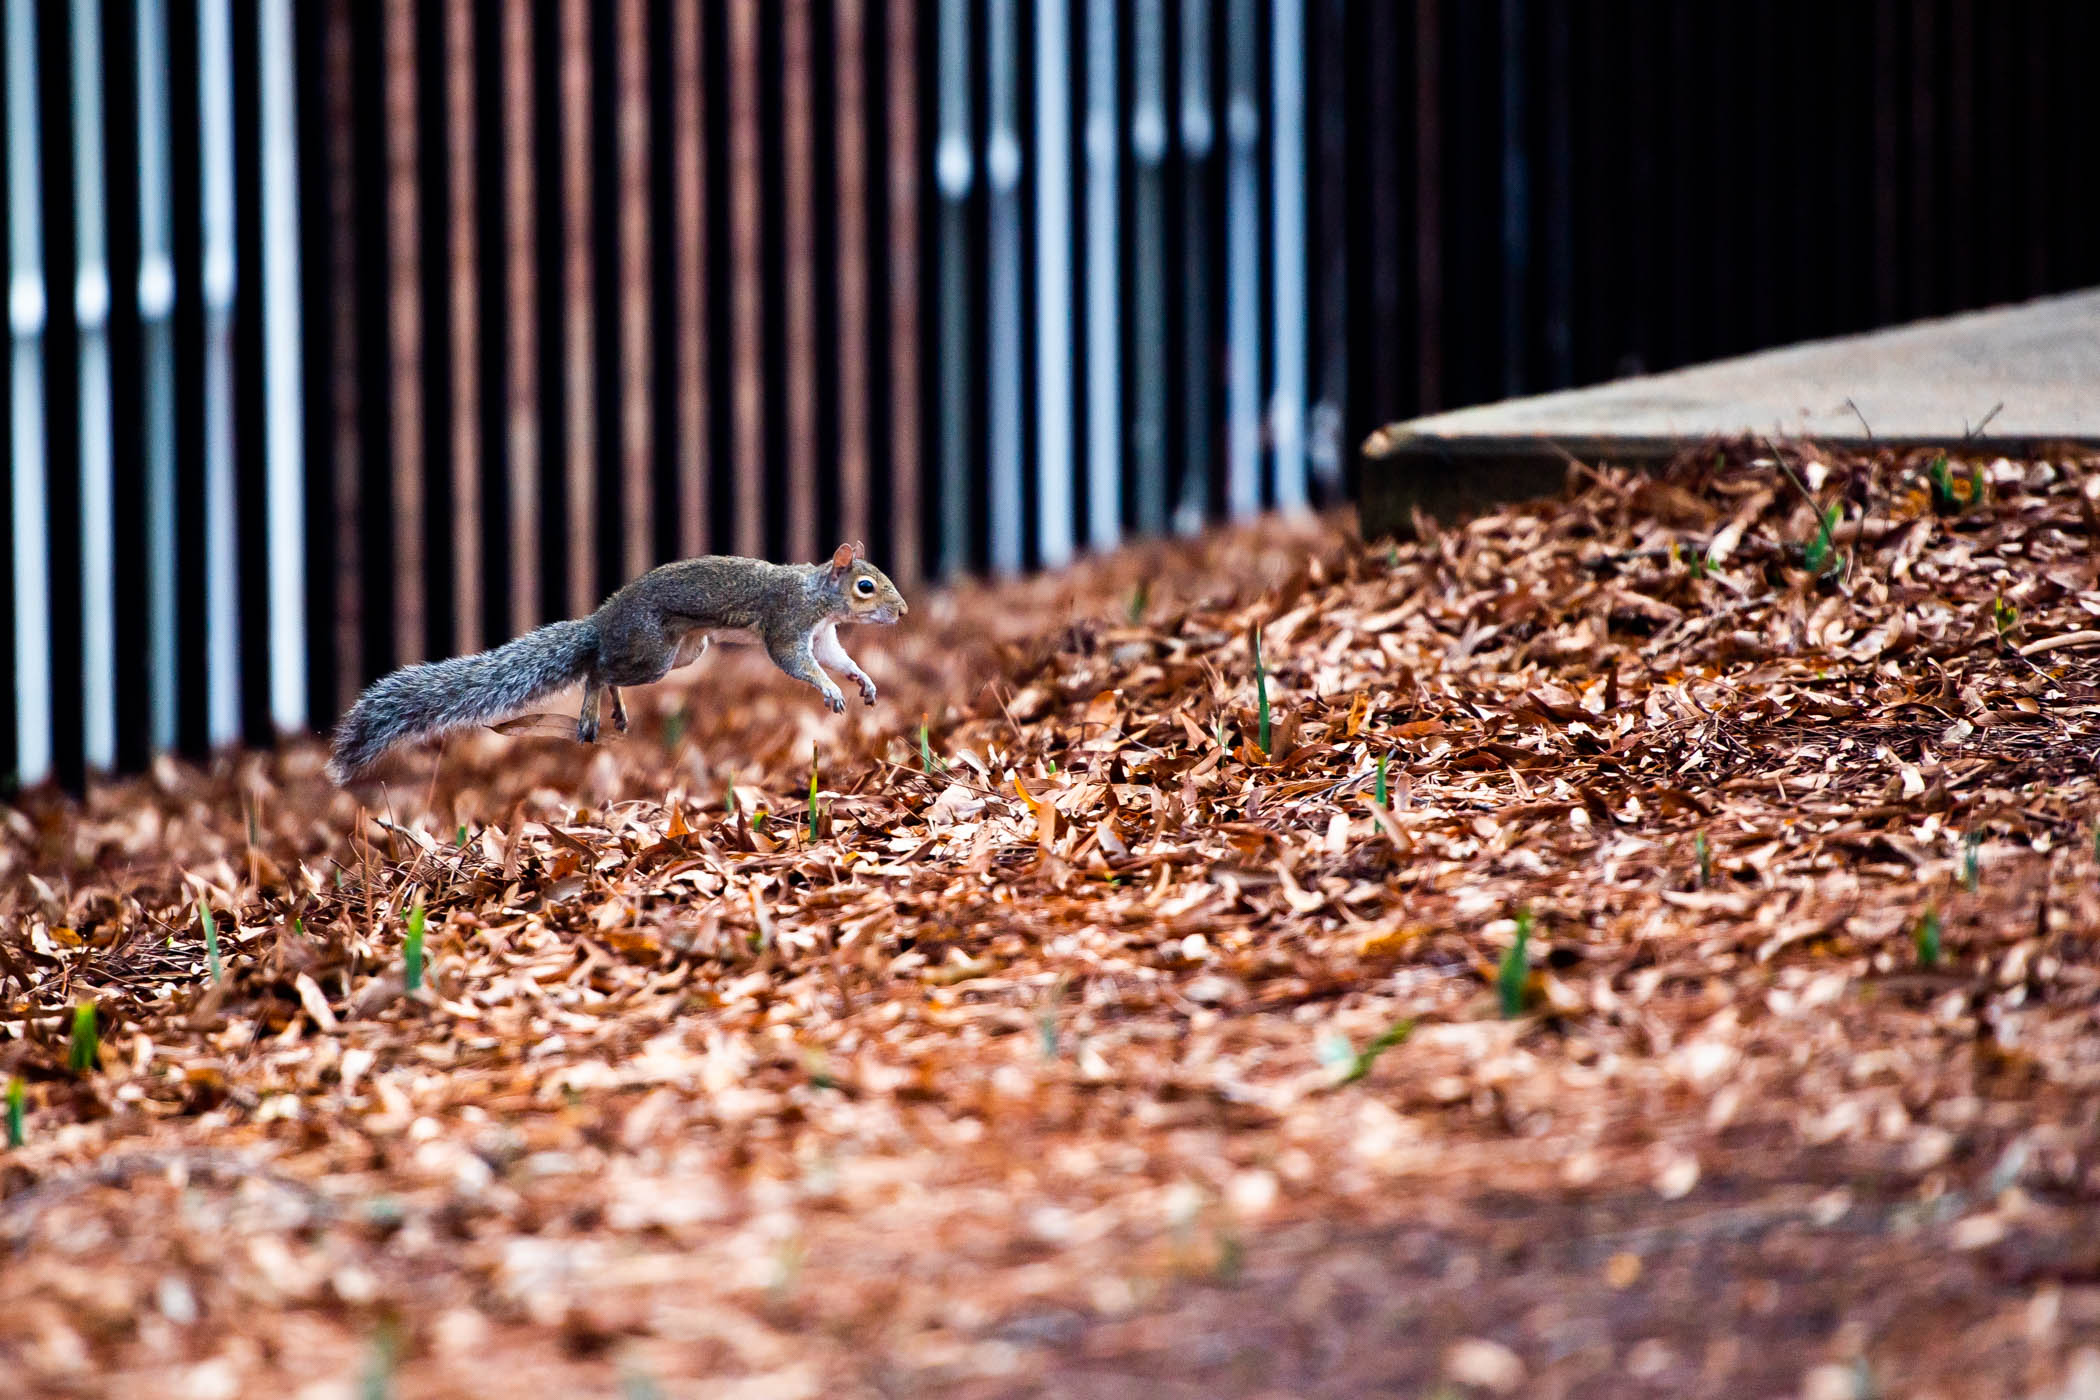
[858, 678, 878, 706]
[823, 686, 847, 714]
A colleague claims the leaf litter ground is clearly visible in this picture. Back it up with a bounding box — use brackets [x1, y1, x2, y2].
[7, 449, 2100, 1398]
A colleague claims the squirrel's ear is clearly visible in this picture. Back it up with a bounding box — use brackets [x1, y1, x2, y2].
[829, 542, 854, 577]
[853, 539, 865, 560]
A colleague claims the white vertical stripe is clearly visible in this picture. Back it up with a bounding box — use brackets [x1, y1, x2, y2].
[198, 0, 240, 745]
[6, 0, 53, 786]
[260, 0, 306, 731]
[136, 0, 178, 752]
[1268, 0, 1306, 510]
[1031, 0, 1073, 567]
[72, 0, 118, 770]
[1223, 0, 1261, 518]
[933, 0, 971, 577]
[1129, 0, 1167, 534]
[985, 0, 1022, 574]
[1082, 0, 1119, 549]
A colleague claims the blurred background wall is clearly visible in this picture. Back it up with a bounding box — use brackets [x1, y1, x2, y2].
[5, 0, 2098, 792]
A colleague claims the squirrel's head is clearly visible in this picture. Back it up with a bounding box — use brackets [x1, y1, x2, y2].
[825, 542, 908, 625]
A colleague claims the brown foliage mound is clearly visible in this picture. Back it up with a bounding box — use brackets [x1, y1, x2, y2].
[6, 449, 2100, 1397]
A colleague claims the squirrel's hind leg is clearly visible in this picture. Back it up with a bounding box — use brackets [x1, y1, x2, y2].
[608, 686, 629, 733]
[578, 674, 604, 743]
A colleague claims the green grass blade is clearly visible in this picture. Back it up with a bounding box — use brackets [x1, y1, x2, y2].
[1497, 910, 1532, 1019]
[69, 1003, 99, 1075]
[6, 1077, 24, 1148]
[1915, 907, 1943, 968]
[1374, 751, 1389, 809]
[1253, 624, 1270, 756]
[199, 899, 222, 984]
[405, 905, 426, 994]
[808, 745, 821, 840]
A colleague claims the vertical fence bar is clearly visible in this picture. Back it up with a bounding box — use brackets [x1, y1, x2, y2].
[443, 0, 478, 654]
[1128, 0, 1167, 535]
[783, 0, 819, 563]
[467, 0, 505, 651]
[670, 0, 705, 561]
[5, 0, 52, 786]
[585, 0, 619, 597]
[70, 0, 116, 770]
[1307, 0, 1346, 497]
[0, 1, 12, 791]
[37, 0, 85, 791]
[1414, 0, 1440, 411]
[560, 0, 593, 615]
[100, 0, 148, 771]
[258, 0, 304, 730]
[615, 0, 649, 578]
[1496, 0, 1527, 398]
[726, 0, 762, 557]
[645, 0, 682, 564]
[504, 0, 538, 635]
[985, 0, 1023, 573]
[528, 0, 564, 621]
[1081, 0, 1117, 548]
[410, 0, 450, 661]
[833, 0, 870, 555]
[884, 0, 920, 582]
[1222, 0, 1260, 518]
[1176, 0, 1213, 531]
[197, 0, 240, 745]
[291, 0, 333, 728]
[230, 0, 270, 743]
[1030, 0, 1073, 565]
[933, 0, 971, 576]
[1267, 0, 1305, 508]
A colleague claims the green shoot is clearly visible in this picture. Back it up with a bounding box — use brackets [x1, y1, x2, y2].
[1213, 717, 1229, 753]
[1252, 624, 1271, 756]
[1992, 596, 2017, 642]
[6, 1077, 23, 1148]
[725, 782, 740, 827]
[1963, 832, 1981, 893]
[1385, 543, 1400, 569]
[404, 905, 426, 994]
[1338, 1020, 1414, 1085]
[199, 899, 222, 984]
[68, 1002, 99, 1075]
[808, 745, 821, 841]
[751, 808, 768, 834]
[1803, 502, 1842, 576]
[1930, 454, 1957, 511]
[662, 703, 688, 752]
[1694, 831, 1712, 889]
[1127, 578, 1150, 622]
[456, 824, 469, 847]
[1915, 906, 1943, 967]
[919, 716, 942, 774]
[1374, 751, 1390, 809]
[1498, 910, 1533, 1019]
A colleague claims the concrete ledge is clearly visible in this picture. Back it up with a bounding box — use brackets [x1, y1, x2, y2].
[1359, 288, 2100, 538]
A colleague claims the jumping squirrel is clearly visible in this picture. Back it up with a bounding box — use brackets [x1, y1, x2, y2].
[326, 542, 908, 783]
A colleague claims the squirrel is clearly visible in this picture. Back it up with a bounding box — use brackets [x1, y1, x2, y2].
[325, 542, 908, 784]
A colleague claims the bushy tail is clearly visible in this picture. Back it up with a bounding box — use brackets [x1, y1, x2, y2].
[326, 619, 597, 783]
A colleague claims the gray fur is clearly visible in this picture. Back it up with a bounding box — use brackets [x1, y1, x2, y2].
[325, 618, 597, 782]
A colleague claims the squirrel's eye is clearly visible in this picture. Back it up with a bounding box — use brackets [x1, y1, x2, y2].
[855, 577, 876, 597]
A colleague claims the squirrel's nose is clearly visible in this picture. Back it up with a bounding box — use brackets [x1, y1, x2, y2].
[897, 599, 910, 616]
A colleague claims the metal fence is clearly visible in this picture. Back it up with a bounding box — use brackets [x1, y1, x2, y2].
[6, 0, 2098, 794]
